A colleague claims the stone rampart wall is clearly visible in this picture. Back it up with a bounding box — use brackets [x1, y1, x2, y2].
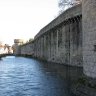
[20, 4, 82, 67]
[82, 0, 96, 78]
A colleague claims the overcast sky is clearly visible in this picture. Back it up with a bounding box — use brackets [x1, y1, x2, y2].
[0, 0, 59, 45]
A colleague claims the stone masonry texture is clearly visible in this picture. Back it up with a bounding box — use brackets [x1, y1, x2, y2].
[19, 4, 82, 67]
[14, 2, 96, 79]
[82, 0, 96, 78]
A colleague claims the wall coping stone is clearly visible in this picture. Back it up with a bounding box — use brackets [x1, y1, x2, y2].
[34, 4, 82, 39]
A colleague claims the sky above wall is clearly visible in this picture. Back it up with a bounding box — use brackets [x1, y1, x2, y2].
[0, 0, 59, 45]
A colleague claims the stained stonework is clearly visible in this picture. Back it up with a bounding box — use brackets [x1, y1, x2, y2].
[16, 2, 96, 78]
[82, 0, 96, 78]
[19, 4, 82, 67]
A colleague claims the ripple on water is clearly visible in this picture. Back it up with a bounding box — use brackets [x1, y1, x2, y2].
[0, 56, 73, 96]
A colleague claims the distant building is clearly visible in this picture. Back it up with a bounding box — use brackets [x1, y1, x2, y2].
[0, 43, 13, 54]
[12, 39, 24, 55]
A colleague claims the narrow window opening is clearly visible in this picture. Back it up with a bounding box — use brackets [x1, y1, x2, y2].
[94, 45, 96, 51]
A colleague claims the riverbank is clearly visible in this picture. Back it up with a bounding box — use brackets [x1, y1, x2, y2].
[0, 54, 14, 59]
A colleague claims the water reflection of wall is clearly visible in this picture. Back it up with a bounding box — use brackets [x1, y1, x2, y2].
[39, 61, 83, 95]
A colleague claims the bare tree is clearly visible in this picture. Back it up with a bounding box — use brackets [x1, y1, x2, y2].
[58, 0, 82, 13]
[4, 44, 9, 50]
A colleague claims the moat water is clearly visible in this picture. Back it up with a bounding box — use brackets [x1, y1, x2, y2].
[0, 56, 77, 96]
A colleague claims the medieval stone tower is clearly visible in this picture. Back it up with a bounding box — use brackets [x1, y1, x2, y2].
[13, 39, 24, 55]
[82, 0, 96, 78]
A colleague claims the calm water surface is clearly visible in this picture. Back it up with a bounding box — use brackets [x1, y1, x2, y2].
[0, 56, 74, 96]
